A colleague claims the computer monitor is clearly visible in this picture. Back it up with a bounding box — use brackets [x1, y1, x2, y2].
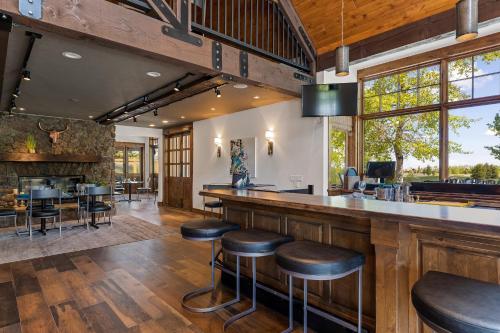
[366, 161, 396, 183]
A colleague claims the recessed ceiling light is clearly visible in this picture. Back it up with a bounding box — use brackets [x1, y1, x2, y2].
[253, 95, 260, 99]
[88, 115, 94, 119]
[180, 116, 185, 119]
[146, 71, 161, 78]
[233, 83, 248, 89]
[162, 120, 169, 123]
[210, 107, 216, 111]
[149, 124, 155, 127]
[18, 107, 25, 111]
[62, 51, 82, 59]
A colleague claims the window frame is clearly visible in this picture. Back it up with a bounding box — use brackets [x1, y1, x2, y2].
[358, 45, 500, 181]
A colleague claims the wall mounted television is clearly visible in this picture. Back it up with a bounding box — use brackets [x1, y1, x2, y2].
[301, 83, 358, 117]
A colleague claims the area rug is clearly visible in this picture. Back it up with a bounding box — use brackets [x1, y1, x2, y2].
[0, 215, 173, 264]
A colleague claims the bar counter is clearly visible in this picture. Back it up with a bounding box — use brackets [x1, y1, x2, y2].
[200, 189, 500, 333]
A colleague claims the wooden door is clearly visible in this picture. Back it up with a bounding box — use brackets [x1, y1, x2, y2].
[165, 128, 193, 209]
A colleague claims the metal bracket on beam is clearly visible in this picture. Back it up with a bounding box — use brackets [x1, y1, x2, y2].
[161, 26, 202, 46]
[0, 13, 12, 32]
[239, 51, 248, 78]
[19, 0, 42, 20]
[294, 72, 314, 84]
[212, 41, 222, 71]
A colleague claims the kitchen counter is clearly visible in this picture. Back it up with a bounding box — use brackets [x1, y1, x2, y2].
[200, 189, 500, 333]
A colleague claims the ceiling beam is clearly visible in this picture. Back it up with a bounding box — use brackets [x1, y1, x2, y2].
[0, 0, 307, 96]
[0, 13, 11, 104]
[317, 0, 500, 72]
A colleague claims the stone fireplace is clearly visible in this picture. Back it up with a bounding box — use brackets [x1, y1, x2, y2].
[0, 114, 115, 191]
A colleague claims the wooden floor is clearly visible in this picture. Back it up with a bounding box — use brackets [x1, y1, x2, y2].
[0, 201, 296, 333]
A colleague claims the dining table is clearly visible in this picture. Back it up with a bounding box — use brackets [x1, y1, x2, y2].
[119, 180, 143, 202]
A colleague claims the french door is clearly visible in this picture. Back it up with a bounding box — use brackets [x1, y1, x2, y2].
[165, 128, 192, 209]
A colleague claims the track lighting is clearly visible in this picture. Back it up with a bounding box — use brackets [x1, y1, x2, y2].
[12, 88, 20, 98]
[133, 116, 137, 122]
[215, 87, 222, 98]
[153, 109, 158, 116]
[174, 82, 181, 92]
[10, 101, 16, 110]
[22, 70, 31, 81]
[106, 114, 111, 121]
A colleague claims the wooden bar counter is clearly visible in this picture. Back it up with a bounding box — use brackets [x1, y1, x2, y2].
[200, 189, 500, 333]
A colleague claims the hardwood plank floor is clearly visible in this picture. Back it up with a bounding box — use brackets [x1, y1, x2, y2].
[0, 201, 301, 332]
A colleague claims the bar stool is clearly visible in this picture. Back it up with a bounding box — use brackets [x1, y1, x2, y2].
[412, 271, 500, 333]
[181, 218, 240, 312]
[203, 197, 223, 218]
[221, 229, 293, 331]
[275, 241, 365, 333]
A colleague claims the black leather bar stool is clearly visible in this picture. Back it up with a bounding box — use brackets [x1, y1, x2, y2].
[412, 271, 500, 333]
[180, 218, 240, 313]
[221, 229, 293, 331]
[275, 241, 365, 333]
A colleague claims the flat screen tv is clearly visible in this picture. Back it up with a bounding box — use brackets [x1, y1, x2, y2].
[301, 83, 358, 117]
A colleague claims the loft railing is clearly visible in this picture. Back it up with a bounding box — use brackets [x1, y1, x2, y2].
[111, 0, 311, 72]
[191, 0, 311, 72]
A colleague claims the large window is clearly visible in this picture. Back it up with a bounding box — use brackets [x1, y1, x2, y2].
[360, 47, 500, 183]
[329, 129, 347, 185]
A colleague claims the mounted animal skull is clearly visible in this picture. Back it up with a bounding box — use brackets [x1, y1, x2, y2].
[38, 121, 69, 145]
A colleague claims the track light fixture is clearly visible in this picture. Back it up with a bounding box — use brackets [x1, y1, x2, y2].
[22, 70, 31, 81]
[12, 88, 20, 98]
[174, 82, 181, 92]
[106, 114, 111, 121]
[215, 87, 222, 98]
[153, 109, 158, 116]
[10, 101, 16, 111]
[133, 116, 137, 122]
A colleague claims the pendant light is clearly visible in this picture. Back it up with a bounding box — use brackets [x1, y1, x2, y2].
[456, 0, 478, 42]
[335, 0, 349, 76]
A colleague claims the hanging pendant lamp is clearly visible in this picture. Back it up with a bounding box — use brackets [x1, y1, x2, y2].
[456, 0, 478, 42]
[335, 0, 349, 76]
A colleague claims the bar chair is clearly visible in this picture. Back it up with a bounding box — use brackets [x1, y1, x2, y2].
[221, 229, 293, 331]
[136, 177, 152, 200]
[180, 218, 240, 312]
[203, 196, 223, 218]
[275, 241, 365, 333]
[83, 186, 113, 229]
[27, 188, 62, 239]
[412, 271, 500, 333]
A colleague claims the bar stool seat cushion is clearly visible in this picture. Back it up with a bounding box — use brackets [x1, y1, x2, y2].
[181, 219, 240, 239]
[32, 209, 60, 218]
[204, 201, 223, 208]
[222, 229, 293, 255]
[276, 241, 365, 278]
[412, 271, 500, 333]
[0, 210, 16, 217]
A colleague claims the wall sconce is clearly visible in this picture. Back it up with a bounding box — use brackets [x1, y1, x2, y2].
[214, 137, 222, 158]
[265, 130, 274, 156]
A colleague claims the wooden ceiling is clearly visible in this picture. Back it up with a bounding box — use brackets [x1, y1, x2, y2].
[291, 0, 458, 55]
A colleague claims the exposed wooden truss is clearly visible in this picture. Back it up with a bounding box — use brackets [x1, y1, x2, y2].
[0, 0, 310, 96]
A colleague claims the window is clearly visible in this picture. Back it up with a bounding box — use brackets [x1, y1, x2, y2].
[329, 129, 347, 185]
[360, 47, 500, 182]
[363, 64, 440, 114]
[448, 50, 500, 102]
[364, 112, 440, 182]
[448, 103, 500, 182]
[114, 142, 144, 181]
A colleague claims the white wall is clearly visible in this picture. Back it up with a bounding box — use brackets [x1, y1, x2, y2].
[192, 99, 327, 210]
[115, 125, 164, 202]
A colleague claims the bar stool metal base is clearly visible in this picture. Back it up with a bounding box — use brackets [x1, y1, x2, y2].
[223, 256, 256, 332]
[182, 240, 242, 313]
[281, 267, 363, 333]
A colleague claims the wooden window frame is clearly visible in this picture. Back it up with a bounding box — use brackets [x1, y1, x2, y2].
[356, 39, 500, 181]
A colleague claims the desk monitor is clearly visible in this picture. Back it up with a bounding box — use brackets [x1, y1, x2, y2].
[366, 161, 395, 183]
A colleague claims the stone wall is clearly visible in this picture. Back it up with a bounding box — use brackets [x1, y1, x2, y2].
[0, 114, 115, 189]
